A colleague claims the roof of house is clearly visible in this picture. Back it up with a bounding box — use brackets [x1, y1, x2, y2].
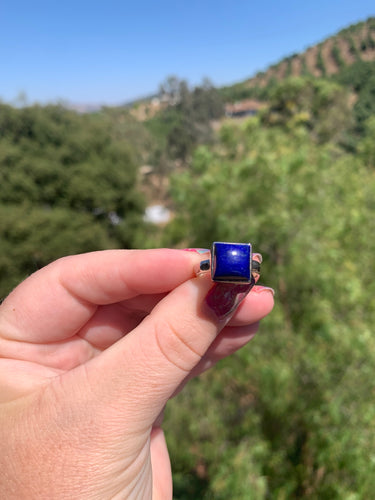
[225, 99, 265, 114]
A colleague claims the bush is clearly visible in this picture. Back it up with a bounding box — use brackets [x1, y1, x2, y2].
[331, 41, 345, 68]
[0, 104, 146, 297]
[164, 116, 375, 498]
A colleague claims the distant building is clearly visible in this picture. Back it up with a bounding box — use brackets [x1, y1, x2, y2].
[225, 99, 265, 118]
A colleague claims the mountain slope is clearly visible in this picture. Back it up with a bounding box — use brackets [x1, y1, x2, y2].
[221, 17, 375, 101]
[250, 17, 375, 86]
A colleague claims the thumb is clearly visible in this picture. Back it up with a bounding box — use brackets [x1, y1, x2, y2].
[84, 275, 254, 428]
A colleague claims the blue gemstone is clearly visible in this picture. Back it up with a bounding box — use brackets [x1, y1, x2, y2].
[211, 242, 252, 283]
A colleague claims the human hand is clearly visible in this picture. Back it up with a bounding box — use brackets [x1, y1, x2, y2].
[0, 249, 274, 499]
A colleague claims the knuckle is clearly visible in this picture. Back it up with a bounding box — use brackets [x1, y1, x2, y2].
[152, 316, 203, 373]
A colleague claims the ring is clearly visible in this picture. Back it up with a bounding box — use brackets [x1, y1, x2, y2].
[197, 242, 260, 284]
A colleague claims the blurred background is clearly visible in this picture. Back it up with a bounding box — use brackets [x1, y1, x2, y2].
[1, 1, 375, 498]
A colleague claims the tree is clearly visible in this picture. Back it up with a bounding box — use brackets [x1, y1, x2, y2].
[335, 61, 375, 135]
[261, 77, 353, 143]
[331, 41, 345, 69]
[358, 116, 375, 166]
[0, 204, 116, 296]
[151, 76, 224, 163]
[0, 104, 145, 297]
[163, 115, 375, 498]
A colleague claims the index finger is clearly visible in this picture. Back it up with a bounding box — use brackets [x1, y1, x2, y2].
[0, 249, 200, 343]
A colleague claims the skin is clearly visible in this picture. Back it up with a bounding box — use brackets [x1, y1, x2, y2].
[0, 249, 274, 499]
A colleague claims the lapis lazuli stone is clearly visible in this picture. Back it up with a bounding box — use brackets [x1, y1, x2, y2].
[211, 242, 252, 283]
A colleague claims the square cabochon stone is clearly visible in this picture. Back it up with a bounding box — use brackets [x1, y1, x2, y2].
[211, 242, 252, 283]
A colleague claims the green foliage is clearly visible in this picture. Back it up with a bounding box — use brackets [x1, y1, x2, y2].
[300, 55, 309, 76]
[0, 104, 146, 297]
[331, 41, 345, 68]
[0, 104, 143, 215]
[100, 106, 156, 165]
[260, 77, 352, 143]
[220, 17, 375, 108]
[369, 17, 375, 31]
[335, 61, 375, 134]
[219, 81, 273, 103]
[285, 57, 293, 78]
[359, 32, 375, 52]
[219, 82, 256, 103]
[164, 111, 375, 498]
[338, 18, 372, 37]
[316, 46, 326, 76]
[358, 116, 375, 166]
[0, 204, 116, 294]
[346, 36, 361, 61]
[367, 33, 375, 50]
[148, 77, 224, 163]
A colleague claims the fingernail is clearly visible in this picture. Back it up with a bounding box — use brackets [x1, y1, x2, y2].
[253, 252, 263, 263]
[252, 286, 275, 296]
[205, 282, 253, 321]
[181, 248, 210, 254]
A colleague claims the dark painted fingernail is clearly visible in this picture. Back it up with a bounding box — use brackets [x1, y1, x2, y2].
[205, 282, 253, 321]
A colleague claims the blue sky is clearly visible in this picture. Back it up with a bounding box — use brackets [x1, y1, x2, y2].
[1, 0, 374, 105]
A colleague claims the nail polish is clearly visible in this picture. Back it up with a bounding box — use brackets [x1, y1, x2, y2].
[181, 248, 210, 254]
[205, 282, 253, 321]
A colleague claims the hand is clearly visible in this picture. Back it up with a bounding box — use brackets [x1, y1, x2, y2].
[0, 249, 274, 499]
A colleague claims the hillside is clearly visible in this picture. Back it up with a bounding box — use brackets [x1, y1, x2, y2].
[222, 17, 375, 100]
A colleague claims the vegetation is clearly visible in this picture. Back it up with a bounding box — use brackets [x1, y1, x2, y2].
[316, 46, 326, 76]
[331, 41, 345, 69]
[1, 15, 375, 500]
[366, 33, 375, 50]
[220, 81, 256, 103]
[335, 61, 375, 135]
[300, 55, 309, 75]
[285, 57, 293, 78]
[222, 17, 375, 96]
[163, 90, 375, 498]
[146, 76, 224, 164]
[0, 104, 146, 296]
[261, 77, 352, 144]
